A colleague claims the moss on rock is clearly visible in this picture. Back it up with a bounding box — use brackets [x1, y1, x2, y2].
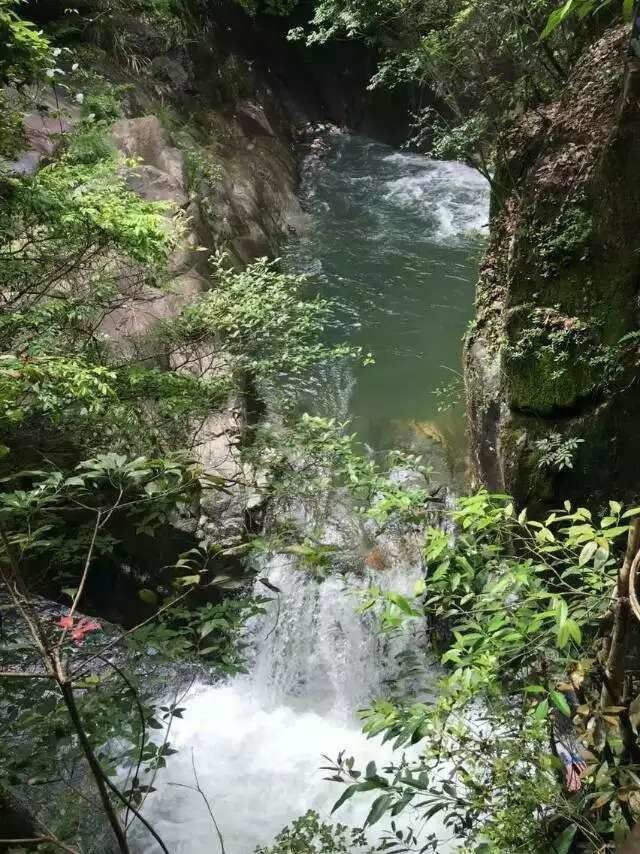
[503, 306, 621, 414]
[465, 26, 640, 506]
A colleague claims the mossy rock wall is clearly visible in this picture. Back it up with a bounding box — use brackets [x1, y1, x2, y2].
[465, 26, 640, 508]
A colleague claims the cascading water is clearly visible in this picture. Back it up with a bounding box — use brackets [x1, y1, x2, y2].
[133, 133, 489, 854]
[134, 557, 430, 854]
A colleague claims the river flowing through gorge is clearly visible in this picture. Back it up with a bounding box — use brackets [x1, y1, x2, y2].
[133, 134, 489, 854]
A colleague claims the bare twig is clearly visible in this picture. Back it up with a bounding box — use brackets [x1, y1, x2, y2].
[0, 670, 55, 679]
[0, 836, 79, 854]
[57, 510, 103, 647]
[169, 751, 226, 854]
[134, 678, 196, 821]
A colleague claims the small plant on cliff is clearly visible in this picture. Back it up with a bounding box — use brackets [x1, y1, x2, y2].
[535, 431, 584, 471]
[433, 374, 464, 414]
[505, 308, 623, 412]
[536, 202, 592, 276]
[82, 0, 197, 56]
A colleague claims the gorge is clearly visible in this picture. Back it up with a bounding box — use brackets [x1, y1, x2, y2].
[2, 2, 640, 853]
[131, 132, 488, 853]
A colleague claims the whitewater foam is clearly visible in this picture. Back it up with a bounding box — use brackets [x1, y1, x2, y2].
[383, 159, 489, 242]
[132, 561, 437, 854]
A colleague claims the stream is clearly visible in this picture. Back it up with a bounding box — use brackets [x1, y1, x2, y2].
[133, 134, 489, 853]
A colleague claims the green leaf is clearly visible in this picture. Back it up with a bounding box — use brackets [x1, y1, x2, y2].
[413, 577, 426, 596]
[565, 618, 582, 644]
[534, 698, 549, 720]
[198, 620, 220, 639]
[331, 784, 358, 814]
[387, 592, 417, 616]
[550, 690, 571, 717]
[579, 540, 597, 566]
[590, 791, 613, 810]
[174, 574, 201, 587]
[557, 622, 571, 648]
[138, 588, 158, 606]
[365, 793, 394, 827]
[594, 544, 610, 569]
[541, 0, 576, 38]
[552, 824, 577, 854]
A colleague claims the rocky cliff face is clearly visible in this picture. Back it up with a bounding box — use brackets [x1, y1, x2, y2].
[465, 26, 640, 508]
[83, 5, 315, 555]
[1, 1, 322, 602]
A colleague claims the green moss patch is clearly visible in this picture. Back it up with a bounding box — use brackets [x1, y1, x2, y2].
[504, 306, 621, 414]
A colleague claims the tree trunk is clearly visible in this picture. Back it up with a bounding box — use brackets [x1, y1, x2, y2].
[602, 519, 640, 707]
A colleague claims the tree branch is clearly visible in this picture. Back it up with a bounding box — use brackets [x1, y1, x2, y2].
[0, 836, 79, 854]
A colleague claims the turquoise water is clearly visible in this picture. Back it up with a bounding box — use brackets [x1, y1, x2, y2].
[283, 133, 489, 479]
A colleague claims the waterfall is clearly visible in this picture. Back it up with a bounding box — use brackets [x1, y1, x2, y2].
[132, 133, 488, 853]
[133, 557, 432, 854]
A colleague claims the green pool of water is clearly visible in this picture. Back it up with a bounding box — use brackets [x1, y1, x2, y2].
[283, 133, 489, 482]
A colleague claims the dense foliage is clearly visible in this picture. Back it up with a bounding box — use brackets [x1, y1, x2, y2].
[239, 0, 628, 188]
[254, 0, 572, 181]
[324, 493, 640, 852]
[2, 0, 638, 852]
[164, 255, 365, 400]
[254, 810, 374, 853]
[0, 2, 368, 850]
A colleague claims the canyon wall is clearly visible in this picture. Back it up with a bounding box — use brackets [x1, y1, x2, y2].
[465, 26, 640, 508]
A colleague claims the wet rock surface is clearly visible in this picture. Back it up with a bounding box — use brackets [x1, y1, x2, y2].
[465, 26, 640, 508]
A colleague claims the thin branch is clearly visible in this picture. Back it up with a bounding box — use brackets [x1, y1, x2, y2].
[91, 654, 148, 833]
[100, 770, 170, 854]
[0, 837, 79, 854]
[169, 751, 226, 854]
[58, 680, 131, 853]
[59, 510, 102, 646]
[134, 678, 196, 820]
[0, 670, 54, 679]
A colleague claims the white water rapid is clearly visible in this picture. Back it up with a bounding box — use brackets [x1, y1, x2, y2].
[134, 557, 431, 854]
[133, 136, 489, 854]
